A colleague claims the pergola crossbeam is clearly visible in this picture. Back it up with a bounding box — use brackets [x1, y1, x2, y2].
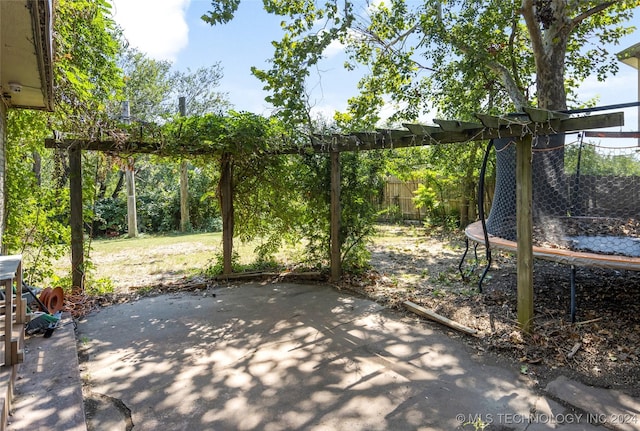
[433, 119, 482, 131]
[523, 106, 570, 122]
[311, 111, 623, 153]
[45, 109, 625, 333]
[46, 111, 624, 157]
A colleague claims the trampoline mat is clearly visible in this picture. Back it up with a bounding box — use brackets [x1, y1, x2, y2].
[567, 235, 640, 258]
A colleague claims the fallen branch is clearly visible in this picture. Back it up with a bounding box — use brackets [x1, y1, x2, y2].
[213, 271, 275, 281]
[278, 271, 326, 281]
[574, 317, 603, 326]
[567, 342, 582, 359]
[403, 300, 479, 336]
[213, 271, 326, 282]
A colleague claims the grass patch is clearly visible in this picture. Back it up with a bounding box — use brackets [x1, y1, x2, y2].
[48, 232, 304, 293]
[88, 232, 222, 253]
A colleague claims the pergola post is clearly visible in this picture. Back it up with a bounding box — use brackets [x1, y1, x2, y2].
[180, 162, 189, 232]
[69, 145, 84, 289]
[516, 134, 534, 332]
[330, 150, 341, 282]
[220, 152, 234, 275]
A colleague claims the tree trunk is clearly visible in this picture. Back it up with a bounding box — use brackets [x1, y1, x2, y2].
[536, 48, 568, 111]
[97, 182, 107, 200]
[110, 170, 125, 198]
[532, 20, 569, 214]
[180, 160, 190, 232]
[523, 0, 570, 112]
[55, 149, 69, 189]
[535, 27, 568, 112]
[459, 194, 469, 228]
[32, 151, 41, 186]
[523, 1, 570, 217]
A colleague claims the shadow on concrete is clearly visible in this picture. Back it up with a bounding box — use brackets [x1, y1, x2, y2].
[9, 315, 86, 431]
[77, 282, 589, 431]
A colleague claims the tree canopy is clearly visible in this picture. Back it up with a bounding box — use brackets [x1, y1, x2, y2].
[203, 1, 637, 125]
[117, 47, 231, 122]
[7, 0, 638, 287]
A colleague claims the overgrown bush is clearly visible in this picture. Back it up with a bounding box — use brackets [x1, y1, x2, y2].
[93, 197, 127, 236]
[293, 150, 385, 273]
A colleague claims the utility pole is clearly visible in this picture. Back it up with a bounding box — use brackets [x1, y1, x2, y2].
[179, 97, 190, 232]
[122, 101, 138, 238]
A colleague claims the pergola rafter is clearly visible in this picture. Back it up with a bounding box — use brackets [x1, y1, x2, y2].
[45, 109, 624, 332]
[44, 110, 623, 155]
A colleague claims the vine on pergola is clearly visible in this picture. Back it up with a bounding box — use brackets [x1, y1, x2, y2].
[161, 111, 290, 155]
[162, 111, 302, 275]
[48, 110, 332, 286]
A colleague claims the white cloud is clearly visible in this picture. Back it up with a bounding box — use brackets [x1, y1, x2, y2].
[364, 0, 385, 14]
[310, 103, 342, 121]
[323, 38, 345, 58]
[111, 0, 190, 62]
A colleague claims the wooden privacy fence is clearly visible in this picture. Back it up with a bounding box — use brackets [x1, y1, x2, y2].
[378, 176, 423, 220]
[376, 176, 465, 221]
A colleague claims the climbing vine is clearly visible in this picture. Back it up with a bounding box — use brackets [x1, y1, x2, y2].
[157, 111, 384, 272]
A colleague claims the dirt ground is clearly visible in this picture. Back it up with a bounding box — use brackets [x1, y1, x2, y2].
[346, 224, 640, 397]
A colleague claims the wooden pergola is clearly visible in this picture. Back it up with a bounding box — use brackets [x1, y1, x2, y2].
[45, 107, 624, 332]
[617, 42, 640, 146]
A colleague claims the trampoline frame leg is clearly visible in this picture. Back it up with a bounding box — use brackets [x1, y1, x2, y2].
[458, 238, 491, 293]
[570, 265, 577, 323]
[477, 247, 491, 293]
[458, 237, 471, 281]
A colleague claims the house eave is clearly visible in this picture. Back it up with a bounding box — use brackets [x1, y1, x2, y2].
[617, 42, 640, 70]
[0, 0, 54, 111]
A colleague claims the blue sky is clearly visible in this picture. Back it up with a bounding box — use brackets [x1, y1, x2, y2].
[111, 0, 363, 117]
[110, 0, 639, 132]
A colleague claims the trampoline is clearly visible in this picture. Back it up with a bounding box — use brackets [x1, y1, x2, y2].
[461, 131, 640, 321]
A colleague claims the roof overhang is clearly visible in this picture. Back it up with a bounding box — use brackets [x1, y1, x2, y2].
[617, 42, 640, 70]
[0, 0, 54, 111]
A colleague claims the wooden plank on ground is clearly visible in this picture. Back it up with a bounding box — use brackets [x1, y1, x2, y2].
[213, 271, 326, 282]
[403, 300, 478, 336]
